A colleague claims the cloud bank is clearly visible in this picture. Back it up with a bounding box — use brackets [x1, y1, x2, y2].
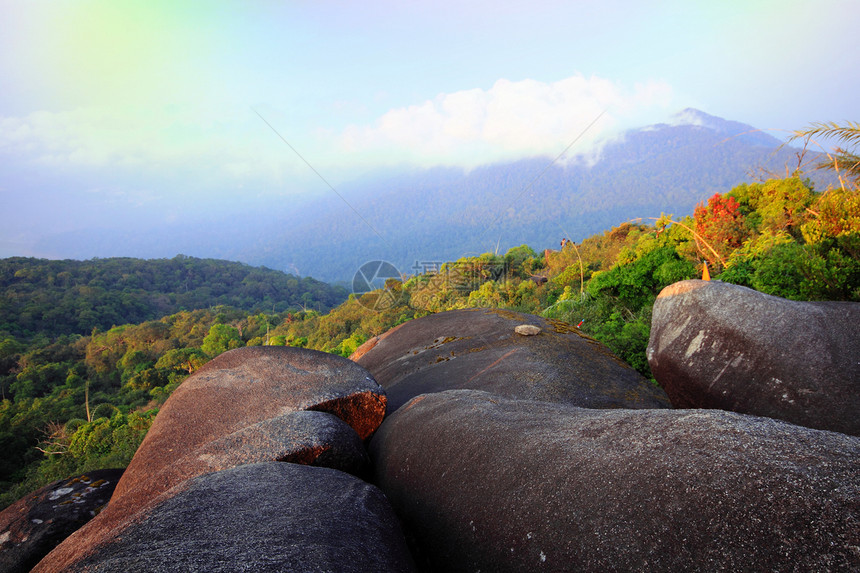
[0, 74, 676, 199]
[340, 75, 674, 167]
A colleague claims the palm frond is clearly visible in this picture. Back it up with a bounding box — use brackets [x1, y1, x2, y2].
[815, 151, 860, 181]
[789, 121, 860, 147]
[786, 122, 860, 187]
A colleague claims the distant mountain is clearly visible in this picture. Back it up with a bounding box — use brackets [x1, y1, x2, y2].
[666, 108, 785, 147]
[34, 109, 830, 283]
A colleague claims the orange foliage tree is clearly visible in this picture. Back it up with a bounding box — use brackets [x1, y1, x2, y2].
[693, 193, 748, 267]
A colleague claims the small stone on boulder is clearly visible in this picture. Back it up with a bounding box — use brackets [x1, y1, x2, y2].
[352, 308, 670, 414]
[514, 324, 541, 336]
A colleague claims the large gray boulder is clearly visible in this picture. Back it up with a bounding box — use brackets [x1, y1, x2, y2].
[35, 347, 390, 573]
[35, 463, 415, 573]
[193, 410, 371, 479]
[648, 280, 860, 435]
[352, 308, 670, 413]
[370, 390, 860, 572]
[0, 469, 123, 573]
[112, 346, 385, 510]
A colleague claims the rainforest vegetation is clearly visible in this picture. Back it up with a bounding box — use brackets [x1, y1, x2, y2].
[0, 255, 348, 338]
[1, 167, 858, 508]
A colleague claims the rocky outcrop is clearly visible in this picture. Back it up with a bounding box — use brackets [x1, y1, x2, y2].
[0, 469, 123, 573]
[370, 389, 860, 572]
[23, 296, 859, 572]
[648, 280, 860, 435]
[35, 347, 399, 573]
[352, 308, 670, 413]
[111, 346, 385, 510]
[49, 463, 415, 573]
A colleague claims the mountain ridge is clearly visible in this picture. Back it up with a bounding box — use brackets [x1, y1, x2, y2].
[32, 109, 831, 282]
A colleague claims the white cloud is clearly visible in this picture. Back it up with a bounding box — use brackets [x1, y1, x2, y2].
[340, 74, 675, 167]
[0, 74, 677, 195]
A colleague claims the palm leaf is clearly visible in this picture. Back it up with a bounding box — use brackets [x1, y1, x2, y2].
[788, 122, 860, 185]
[789, 121, 860, 147]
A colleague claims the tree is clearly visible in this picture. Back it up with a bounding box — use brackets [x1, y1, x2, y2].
[756, 178, 814, 235]
[802, 188, 860, 257]
[155, 348, 209, 375]
[587, 244, 696, 311]
[504, 245, 539, 278]
[201, 324, 242, 357]
[693, 193, 748, 267]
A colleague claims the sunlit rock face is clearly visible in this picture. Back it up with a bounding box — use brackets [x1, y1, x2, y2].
[34, 347, 402, 573]
[370, 389, 860, 572]
[111, 346, 386, 510]
[648, 280, 860, 435]
[352, 308, 671, 414]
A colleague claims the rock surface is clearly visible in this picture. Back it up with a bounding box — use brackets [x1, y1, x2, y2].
[35, 347, 389, 573]
[352, 308, 670, 413]
[370, 390, 860, 572]
[112, 346, 385, 508]
[648, 279, 860, 435]
[0, 469, 123, 573]
[36, 463, 415, 573]
[193, 409, 372, 478]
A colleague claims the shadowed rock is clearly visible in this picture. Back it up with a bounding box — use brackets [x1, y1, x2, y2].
[195, 409, 371, 478]
[648, 280, 860, 435]
[351, 308, 670, 413]
[35, 347, 386, 573]
[370, 390, 860, 572]
[129, 410, 372, 492]
[37, 463, 415, 573]
[0, 469, 123, 573]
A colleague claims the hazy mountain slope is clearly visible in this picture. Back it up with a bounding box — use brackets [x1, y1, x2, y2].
[34, 109, 827, 283]
[230, 110, 816, 280]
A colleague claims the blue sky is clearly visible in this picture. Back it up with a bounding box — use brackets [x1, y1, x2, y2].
[0, 0, 858, 257]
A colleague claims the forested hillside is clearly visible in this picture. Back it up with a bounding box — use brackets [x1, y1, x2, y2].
[2, 166, 858, 510]
[0, 255, 348, 337]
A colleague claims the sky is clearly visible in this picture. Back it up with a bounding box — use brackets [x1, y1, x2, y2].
[1, 0, 858, 257]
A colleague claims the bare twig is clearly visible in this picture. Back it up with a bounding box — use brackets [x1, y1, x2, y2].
[36, 421, 70, 455]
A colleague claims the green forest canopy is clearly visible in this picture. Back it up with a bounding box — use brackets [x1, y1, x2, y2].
[0, 255, 348, 338]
